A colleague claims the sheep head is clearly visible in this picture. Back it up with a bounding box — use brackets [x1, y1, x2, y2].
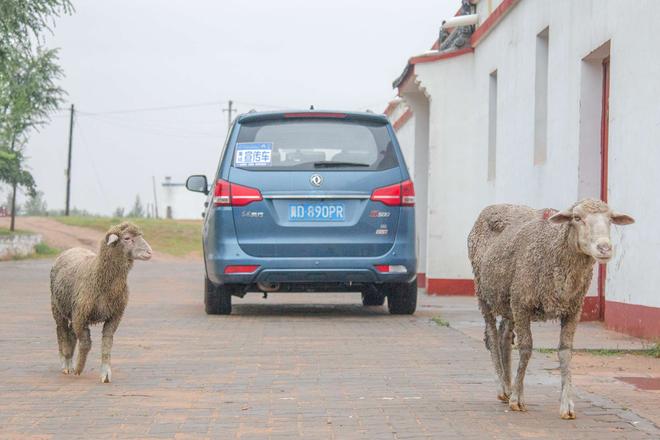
[549, 199, 634, 263]
[105, 222, 153, 261]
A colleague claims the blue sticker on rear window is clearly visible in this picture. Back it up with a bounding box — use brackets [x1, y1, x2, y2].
[235, 142, 273, 167]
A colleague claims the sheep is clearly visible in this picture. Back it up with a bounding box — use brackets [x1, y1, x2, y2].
[467, 199, 634, 419]
[50, 222, 152, 383]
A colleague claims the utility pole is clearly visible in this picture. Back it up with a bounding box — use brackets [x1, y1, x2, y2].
[64, 104, 74, 216]
[152, 176, 159, 219]
[9, 135, 17, 231]
[222, 100, 236, 132]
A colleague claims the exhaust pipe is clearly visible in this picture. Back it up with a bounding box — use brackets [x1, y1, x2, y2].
[257, 282, 280, 292]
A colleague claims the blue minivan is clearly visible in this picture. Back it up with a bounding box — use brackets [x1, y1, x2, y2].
[186, 110, 417, 315]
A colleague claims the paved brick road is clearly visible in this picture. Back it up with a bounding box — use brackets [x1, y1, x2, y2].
[1, 259, 658, 439]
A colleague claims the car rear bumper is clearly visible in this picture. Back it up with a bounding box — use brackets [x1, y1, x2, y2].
[204, 205, 416, 286]
[205, 239, 416, 285]
[211, 263, 415, 285]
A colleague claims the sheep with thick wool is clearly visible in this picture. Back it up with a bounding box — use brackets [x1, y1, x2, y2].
[467, 199, 634, 419]
[50, 222, 152, 383]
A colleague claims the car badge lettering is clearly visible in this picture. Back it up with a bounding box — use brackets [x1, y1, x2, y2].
[369, 210, 391, 218]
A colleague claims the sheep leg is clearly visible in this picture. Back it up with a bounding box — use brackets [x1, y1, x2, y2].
[73, 323, 92, 375]
[479, 299, 507, 402]
[53, 311, 76, 374]
[558, 314, 578, 420]
[498, 318, 514, 400]
[510, 314, 532, 412]
[55, 321, 74, 374]
[100, 318, 120, 383]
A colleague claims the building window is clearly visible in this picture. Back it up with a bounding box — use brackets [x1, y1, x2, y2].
[534, 27, 549, 165]
[488, 70, 498, 181]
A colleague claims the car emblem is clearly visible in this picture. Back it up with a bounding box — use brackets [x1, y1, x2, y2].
[310, 174, 323, 187]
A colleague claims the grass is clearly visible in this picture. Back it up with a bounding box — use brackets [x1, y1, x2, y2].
[536, 344, 660, 359]
[431, 316, 450, 327]
[0, 227, 30, 236]
[54, 216, 203, 257]
[34, 242, 60, 257]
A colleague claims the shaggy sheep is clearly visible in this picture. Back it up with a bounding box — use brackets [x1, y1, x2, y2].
[467, 199, 634, 419]
[50, 222, 152, 383]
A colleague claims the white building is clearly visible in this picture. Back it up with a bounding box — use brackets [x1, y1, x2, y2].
[387, 0, 660, 339]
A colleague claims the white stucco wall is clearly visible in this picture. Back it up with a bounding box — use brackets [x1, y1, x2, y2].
[394, 118, 415, 182]
[386, 100, 424, 273]
[408, 0, 660, 308]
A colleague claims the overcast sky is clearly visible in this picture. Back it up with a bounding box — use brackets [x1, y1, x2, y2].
[12, 0, 456, 216]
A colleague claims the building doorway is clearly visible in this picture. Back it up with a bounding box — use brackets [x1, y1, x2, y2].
[598, 56, 610, 319]
[578, 41, 610, 320]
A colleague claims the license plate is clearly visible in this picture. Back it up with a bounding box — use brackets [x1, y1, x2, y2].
[288, 203, 345, 222]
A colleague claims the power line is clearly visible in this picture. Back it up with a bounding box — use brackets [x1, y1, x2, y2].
[75, 117, 108, 203]
[86, 115, 223, 139]
[77, 100, 225, 116]
[50, 98, 293, 117]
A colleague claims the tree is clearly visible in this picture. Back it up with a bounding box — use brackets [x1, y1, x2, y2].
[113, 207, 125, 218]
[0, 0, 73, 230]
[23, 190, 47, 215]
[5, 189, 19, 215]
[128, 195, 144, 218]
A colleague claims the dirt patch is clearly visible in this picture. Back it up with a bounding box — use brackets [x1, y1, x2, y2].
[0, 217, 192, 262]
[543, 351, 660, 427]
[571, 351, 660, 378]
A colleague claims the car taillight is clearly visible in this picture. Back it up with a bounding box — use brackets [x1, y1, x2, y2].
[401, 179, 415, 206]
[224, 265, 260, 274]
[213, 179, 263, 207]
[230, 182, 263, 206]
[370, 180, 415, 207]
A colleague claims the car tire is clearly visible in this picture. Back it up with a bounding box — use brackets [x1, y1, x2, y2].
[386, 279, 417, 315]
[362, 292, 385, 306]
[204, 276, 232, 315]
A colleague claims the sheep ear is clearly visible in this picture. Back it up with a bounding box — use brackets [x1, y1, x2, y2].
[548, 209, 572, 223]
[611, 212, 635, 225]
[106, 234, 119, 245]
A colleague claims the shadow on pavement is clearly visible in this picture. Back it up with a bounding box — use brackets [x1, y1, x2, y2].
[230, 302, 390, 317]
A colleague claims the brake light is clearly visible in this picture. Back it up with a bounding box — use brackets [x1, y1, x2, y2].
[370, 180, 415, 207]
[213, 179, 263, 207]
[224, 265, 260, 274]
[283, 112, 347, 119]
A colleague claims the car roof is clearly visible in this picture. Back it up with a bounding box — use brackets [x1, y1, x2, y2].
[236, 109, 389, 124]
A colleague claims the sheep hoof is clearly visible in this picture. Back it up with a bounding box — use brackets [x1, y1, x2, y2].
[560, 410, 576, 420]
[497, 393, 510, 403]
[509, 400, 527, 412]
[560, 400, 576, 419]
[100, 365, 111, 383]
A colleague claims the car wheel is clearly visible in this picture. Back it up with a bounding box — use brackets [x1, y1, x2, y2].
[204, 276, 232, 315]
[386, 279, 417, 315]
[362, 291, 385, 306]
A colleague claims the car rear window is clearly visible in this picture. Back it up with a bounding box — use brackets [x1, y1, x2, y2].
[233, 119, 398, 171]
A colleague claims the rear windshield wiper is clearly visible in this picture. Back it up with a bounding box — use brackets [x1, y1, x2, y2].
[313, 161, 370, 168]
